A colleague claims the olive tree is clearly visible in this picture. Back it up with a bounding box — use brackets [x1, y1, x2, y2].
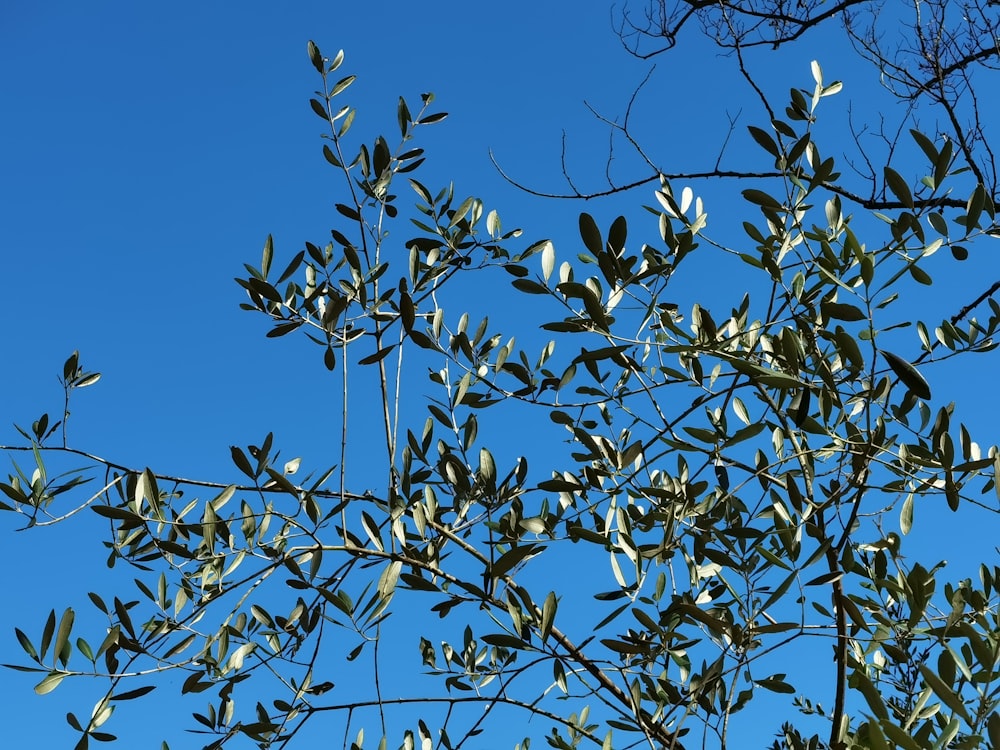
[6, 8, 1000, 750]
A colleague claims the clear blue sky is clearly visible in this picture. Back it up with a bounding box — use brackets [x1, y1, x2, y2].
[3, 2, 999, 748]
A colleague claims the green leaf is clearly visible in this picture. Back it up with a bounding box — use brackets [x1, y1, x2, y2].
[900, 493, 914, 535]
[309, 98, 328, 120]
[919, 664, 971, 723]
[111, 685, 156, 701]
[910, 129, 939, 164]
[330, 74, 356, 98]
[988, 712, 1000, 748]
[358, 345, 396, 365]
[742, 189, 782, 209]
[53, 608, 74, 667]
[882, 351, 931, 400]
[63, 351, 79, 382]
[850, 668, 889, 720]
[481, 634, 527, 649]
[448, 196, 475, 228]
[754, 675, 795, 693]
[804, 571, 843, 586]
[15, 628, 37, 660]
[908, 263, 932, 285]
[397, 96, 411, 136]
[884, 166, 913, 208]
[540, 591, 557, 642]
[519, 517, 546, 534]
[306, 41, 324, 73]
[39, 609, 56, 662]
[34, 671, 66, 695]
[230, 446, 256, 479]
[512, 278, 549, 295]
[579, 213, 603, 256]
[490, 544, 543, 580]
[965, 183, 987, 231]
[416, 111, 448, 125]
[540, 241, 555, 283]
[322, 144, 341, 167]
[683, 426, 718, 444]
[748, 126, 780, 157]
[821, 300, 866, 322]
[727, 357, 802, 389]
[91, 505, 142, 523]
[787, 389, 810, 427]
[377, 561, 402, 600]
[361, 511, 384, 552]
[479, 448, 496, 482]
[881, 721, 921, 750]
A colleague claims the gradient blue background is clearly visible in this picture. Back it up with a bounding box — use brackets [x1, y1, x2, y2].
[3, 2, 999, 747]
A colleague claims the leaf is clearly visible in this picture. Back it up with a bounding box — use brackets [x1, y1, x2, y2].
[479, 448, 496, 483]
[755, 675, 795, 693]
[787, 389, 810, 427]
[448, 196, 475, 228]
[110, 685, 156, 701]
[900, 493, 914, 535]
[481, 634, 526, 649]
[850, 668, 889, 720]
[34, 671, 66, 695]
[490, 544, 543, 580]
[742, 189, 782, 209]
[306, 41, 324, 73]
[91, 505, 142, 523]
[882, 351, 931, 400]
[511, 278, 549, 295]
[322, 144, 341, 167]
[309, 98, 329, 120]
[519, 517, 546, 534]
[821, 300, 866, 322]
[810, 60, 823, 85]
[748, 126, 780, 157]
[486, 209, 501, 236]
[578, 213, 603, 256]
[919, 664, 971, 723]
[683, 426, 718, 444]
[53, 608, 74, 667]
[358, 345, 396, 365]
[377, 561, 402, 599]
[416, 111, 448, 125]
[540, 241, 555, 283]
[15, 628, 37, 660]
[910, 128, 939, 164]
[908, 264, 932, 285]
[540, 592, 557, 642]
[40, 609, 56, 662]
[884, 166, 914, 208]
[732, 397, 751, 426]
[988, 712, 1000, 749]
[727, 357, 802, 389]
[804, 571, 843, 586]
[74, 373, 101, 388]
[330, 74, 356, 98]
[230, 446, 256, 479]
[63, 351, 79, 381]
[336, 203, 360, 221]
[397, 96, 411, 136]
[881, 722, 921, 750]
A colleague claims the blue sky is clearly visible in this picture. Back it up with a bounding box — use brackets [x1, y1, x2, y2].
[4, 2, 1000, 748]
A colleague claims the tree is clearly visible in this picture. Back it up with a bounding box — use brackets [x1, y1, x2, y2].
[5, 4, 1000, 749]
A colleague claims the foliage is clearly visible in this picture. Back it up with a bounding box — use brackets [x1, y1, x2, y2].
[6, 8, 1000, 750]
